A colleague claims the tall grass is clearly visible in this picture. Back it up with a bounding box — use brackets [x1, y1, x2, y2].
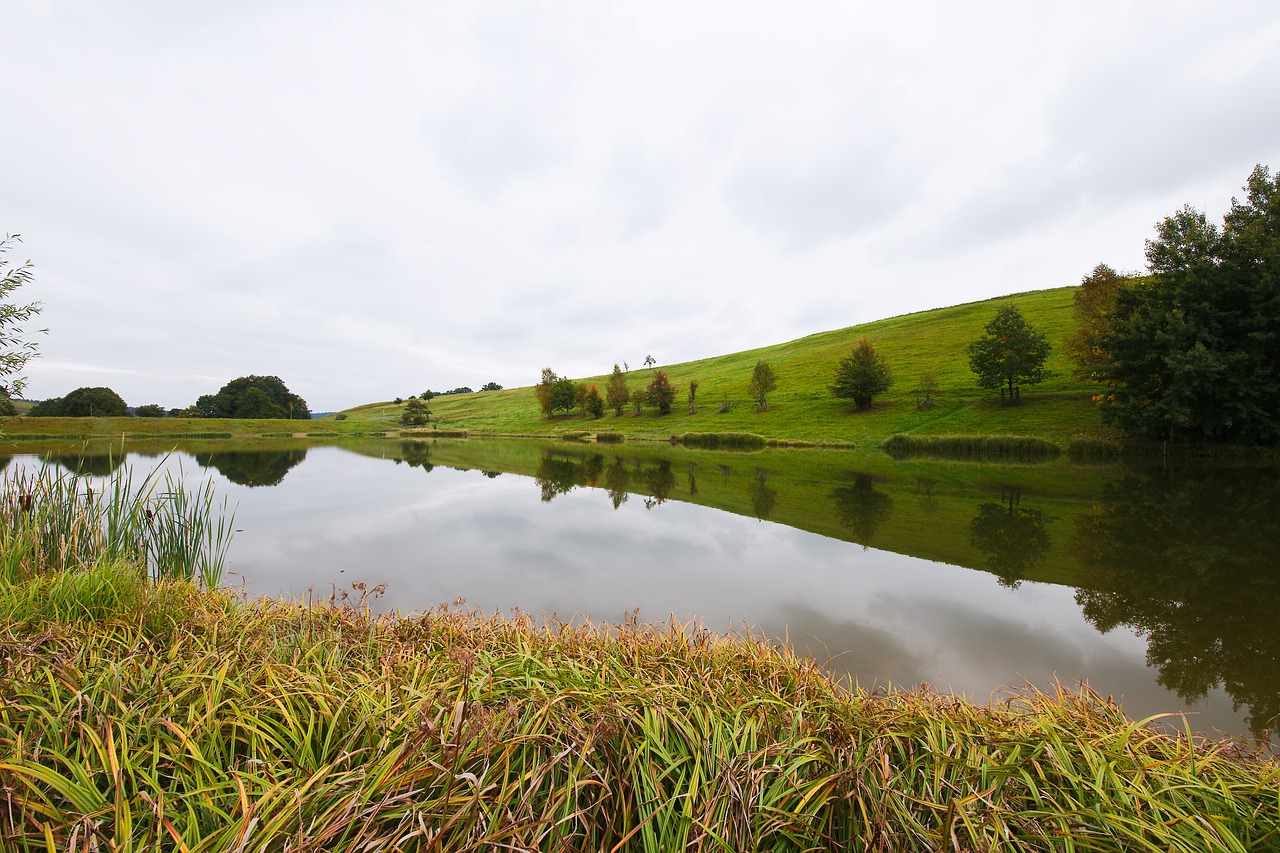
[677, 431, 768, 449]
[0, 459, 234, 587]
[0, 592, 1276, 850]
[883, 433, 1062, 462]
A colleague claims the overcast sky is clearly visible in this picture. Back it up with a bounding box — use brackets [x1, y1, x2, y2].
[4, 1, 1278, 411]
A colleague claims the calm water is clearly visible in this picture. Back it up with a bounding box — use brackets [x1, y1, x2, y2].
[6, 437, 1278, 744]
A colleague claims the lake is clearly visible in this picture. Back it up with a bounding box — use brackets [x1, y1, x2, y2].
[5, 436, 1277, 744]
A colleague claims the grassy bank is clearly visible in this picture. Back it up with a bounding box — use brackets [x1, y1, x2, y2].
[339, 286, 1115, 447]
[2, 566, 1277, 852]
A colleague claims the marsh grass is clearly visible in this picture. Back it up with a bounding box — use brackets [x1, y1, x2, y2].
[595, 430, 625, 443]
[677, 431, 768, 449]
[883, 433, 1062, 462]
[0, 459, 234, 587]
[0, 588, 1275, 851]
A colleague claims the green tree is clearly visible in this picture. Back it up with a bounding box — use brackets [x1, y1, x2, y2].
[0, 235, 43, 400]
[830, 337, 892, 410]
[134, 404, 166, 418]
[536, 368, 576, 417]
[629, 388, 646, 415]
[606, 364, 629, 416]
[687, 379, 699, 414]
[967, 306, 1051, 403]
[1093, 165, 1280, 443]
[0, 391, 16, 417]
[32, 386, 129, 417]
[480, 382, 502, 391]
[195, 376, 310, 419]
[646, 370, 675, 415]
[746, 360, 777, 411]
[400, 396, 432, 426]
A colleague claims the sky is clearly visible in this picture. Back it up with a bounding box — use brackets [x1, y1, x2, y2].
[4, 1, 1279, 412]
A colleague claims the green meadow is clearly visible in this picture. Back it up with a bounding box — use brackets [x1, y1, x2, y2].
[344, 286, 1111, 446]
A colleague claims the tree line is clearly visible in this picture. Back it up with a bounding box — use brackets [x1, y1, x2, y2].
[1069, 164, 1279, 444]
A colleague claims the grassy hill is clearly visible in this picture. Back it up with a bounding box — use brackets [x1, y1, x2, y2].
[341, 286, 1111, 447]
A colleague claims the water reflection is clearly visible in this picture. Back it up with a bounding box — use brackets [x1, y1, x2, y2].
[53, 453, 127, 477]
[1073, 468, 1280, 740]
[968, 487, 1052, 588]
[195, 449, 308, 487]
[830, 475, 894, 549]
[748, 470, 776, 521]
[7, 437, 1278, 741]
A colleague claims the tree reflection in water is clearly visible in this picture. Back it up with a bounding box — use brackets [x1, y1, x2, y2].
[51, 453, 127, 477]
[748, 469, 776, 521]
[195, 449, 308, 487]
[1073, 468, 1280, 740]
[830, 474, 893, 549]
[968, 486, 1052, 588]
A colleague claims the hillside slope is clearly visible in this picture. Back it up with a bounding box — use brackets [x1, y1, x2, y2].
[340, 287, 1111, 446]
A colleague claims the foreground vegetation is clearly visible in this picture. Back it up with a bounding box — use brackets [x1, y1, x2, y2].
[2, 565, 1277, 851]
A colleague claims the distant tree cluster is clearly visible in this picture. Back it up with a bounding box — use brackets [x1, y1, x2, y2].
[30, 386, 129, 417]
[424, 386, 477, 397]
[195, 375, 311, 420]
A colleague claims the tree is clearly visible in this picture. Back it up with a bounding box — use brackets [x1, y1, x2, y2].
[643, 354, 656, 369]
[400, 396, 432, 426]
[551, 377, 578, 415]
[584, 383, 605, 419]
[646, 370, 675, 414]
[1066, 264, 1129, 382]
[606, 364, 629, 416]
[967, 306, 1051, 403]
[1093, 165, 1280, 443]
[31, 386, 129, 417]
[1, 235, 43, 400]
[629, 388, 646, 415]
[480, 382, 503, 391]
[535, 368, 558, 416]
[135, 404, 166, 418]
[746, 361, 777, 411]
[830, 337, 893, 410]
[195, 375, 310, 419]
[687, 379, 699, 414]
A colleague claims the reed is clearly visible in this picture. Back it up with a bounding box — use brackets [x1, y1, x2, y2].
[1, 585, 1275, 851]
[883, 433, 1061, 462]
[595, 431, 625, 443]
[0, 459, 234, 588]
[676, 432, 768, 449]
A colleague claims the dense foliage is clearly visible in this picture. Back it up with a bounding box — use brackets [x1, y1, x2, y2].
[400, 396, 431, 426]
[967, 306, 1051, 402]
[535, 368, 579, 417]
[646, 370, 675, 414]
[29, 386, 128, 417]
[830, 337, 893, 410]
[195, 375, 311, 420]
[1089, 165, 1280, 443]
